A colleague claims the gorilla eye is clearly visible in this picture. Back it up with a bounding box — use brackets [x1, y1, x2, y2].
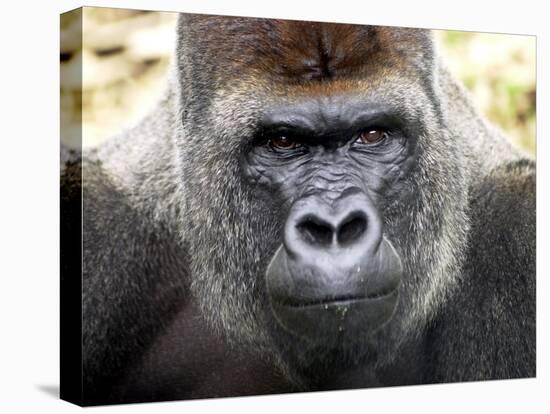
[269, 136, 300, 151]
[358, 129, 387, 144]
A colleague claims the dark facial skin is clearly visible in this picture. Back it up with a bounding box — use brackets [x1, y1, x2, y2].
[243, 94, 416, 348]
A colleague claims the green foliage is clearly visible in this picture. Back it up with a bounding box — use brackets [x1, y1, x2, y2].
[436, 31, 536, 155]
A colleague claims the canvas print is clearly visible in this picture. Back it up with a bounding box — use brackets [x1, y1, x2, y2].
[60, 7, 536, 406]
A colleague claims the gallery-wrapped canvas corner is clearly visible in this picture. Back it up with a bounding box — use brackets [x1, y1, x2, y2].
[60, 6, 536, 406]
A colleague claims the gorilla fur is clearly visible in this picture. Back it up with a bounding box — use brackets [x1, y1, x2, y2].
[60, 14, 535, 406]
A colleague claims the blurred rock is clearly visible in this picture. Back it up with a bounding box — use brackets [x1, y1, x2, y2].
[60, 7, 177, 148]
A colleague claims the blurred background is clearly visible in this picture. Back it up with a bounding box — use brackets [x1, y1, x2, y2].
[60, 7, 536, 154]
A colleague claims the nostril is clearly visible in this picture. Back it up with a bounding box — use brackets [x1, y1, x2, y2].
[337, 212, 367, 246]
[296, 216, 334, 247]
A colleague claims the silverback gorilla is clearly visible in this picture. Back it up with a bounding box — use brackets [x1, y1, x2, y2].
[60, 13, 536, 406]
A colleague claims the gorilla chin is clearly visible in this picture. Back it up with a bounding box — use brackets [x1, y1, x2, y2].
[265, 192, 403, 345]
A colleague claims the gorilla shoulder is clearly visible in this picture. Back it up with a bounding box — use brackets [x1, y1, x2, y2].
[63, 154, 190, 403]
[427, 158, 536, 383]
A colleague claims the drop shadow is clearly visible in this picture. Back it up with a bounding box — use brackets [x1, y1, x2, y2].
[37, 384, 59, 399]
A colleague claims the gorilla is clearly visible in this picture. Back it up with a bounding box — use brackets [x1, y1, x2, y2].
[60, 13, 536, 406]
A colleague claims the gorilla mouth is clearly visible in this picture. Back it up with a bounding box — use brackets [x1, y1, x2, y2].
[265, 237, 402, 341]
[282, 288, 398, 308]
[269, 289, 399, 344]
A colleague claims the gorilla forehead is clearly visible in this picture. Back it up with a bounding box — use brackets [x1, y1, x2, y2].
[177, 14, 434, 83]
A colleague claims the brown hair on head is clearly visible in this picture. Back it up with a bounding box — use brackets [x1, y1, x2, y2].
[178, 14, 433, 86]
[266, 20, 375, 81]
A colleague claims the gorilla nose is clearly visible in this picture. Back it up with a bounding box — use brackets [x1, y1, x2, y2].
[285, 191, 382, 258]
[295, 211, 367, 248]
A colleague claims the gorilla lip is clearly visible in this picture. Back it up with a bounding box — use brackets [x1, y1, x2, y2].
[279, 287, 399, 308]
[265, 234, 402, 340]
[269, 289, 399, 341]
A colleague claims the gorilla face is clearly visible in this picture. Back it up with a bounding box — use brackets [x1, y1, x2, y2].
[177, 16, 470, 381]
[251, 97, 407, 344]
